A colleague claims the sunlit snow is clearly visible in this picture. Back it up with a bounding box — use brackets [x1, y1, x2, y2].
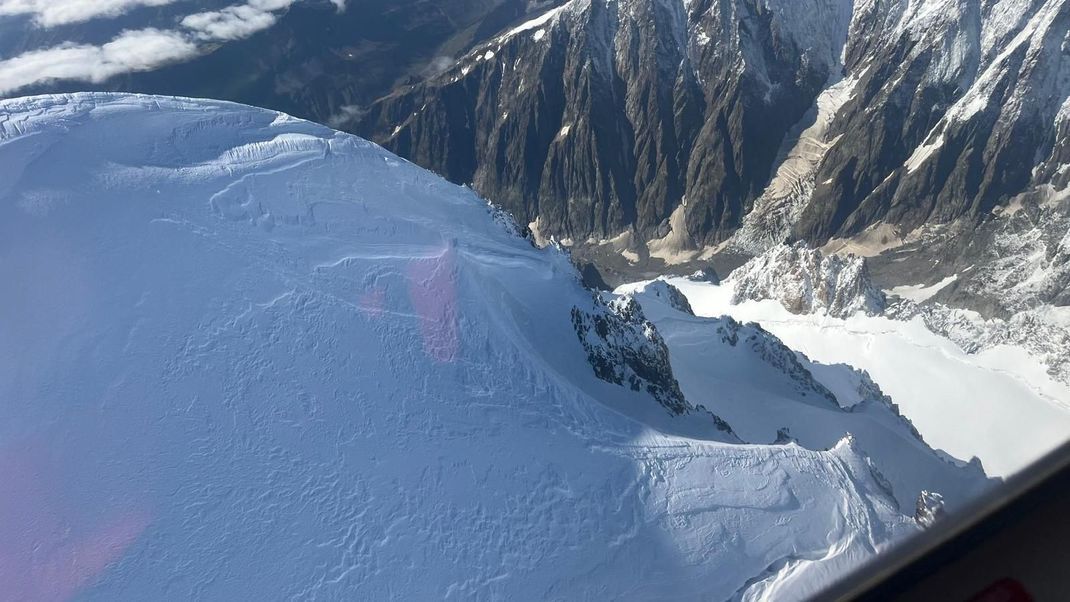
[0, 93, 933, 600]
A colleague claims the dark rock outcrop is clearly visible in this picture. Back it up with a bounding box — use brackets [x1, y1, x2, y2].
[570, 292, 690, 415]
[914, 490, 947, 528]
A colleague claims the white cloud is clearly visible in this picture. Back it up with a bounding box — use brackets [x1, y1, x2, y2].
[0, 28, 198, 94]
[0, 0, 184, 27]
[0, 0, 312, 95]
[181, 0, 296, 41]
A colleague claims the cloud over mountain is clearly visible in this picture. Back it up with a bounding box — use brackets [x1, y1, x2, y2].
[0, 0, 183, 27]
[0, 0, 334, 94]
[0, 28, 197, 94]
[181, 0, 296, 41]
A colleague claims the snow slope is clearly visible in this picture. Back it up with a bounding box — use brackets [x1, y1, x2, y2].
[620, 281, 990, 512]
[653, 277, 1070, 477]
[0, 93, 932, 600]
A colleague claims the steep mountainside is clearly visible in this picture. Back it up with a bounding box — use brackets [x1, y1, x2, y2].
[792, 0, 1070, 243]
[5, 0, 1063, 314]
[355, 0, 1069, 293]
[0, 93, 992, 599]
[357, 0, 854, 246]
[0, 0, 564, 126]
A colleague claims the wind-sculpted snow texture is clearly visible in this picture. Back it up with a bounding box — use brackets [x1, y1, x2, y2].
[727, 243, 887, 318]
[0, 93, 950, 600]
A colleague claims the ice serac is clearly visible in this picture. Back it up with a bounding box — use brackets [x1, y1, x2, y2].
[727, 242, 887, 318]
[0, 92, 950, 599]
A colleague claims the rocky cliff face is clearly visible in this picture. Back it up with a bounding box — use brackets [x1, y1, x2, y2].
[571, 292, 693, 415]
[356, 0, 854, 248]
[792, 0, 1070, 244]
[354, 0, 1069, 273]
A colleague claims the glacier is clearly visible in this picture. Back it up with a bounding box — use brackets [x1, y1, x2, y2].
[640, 267, 1070, 477]
[0, 93, 987, 600]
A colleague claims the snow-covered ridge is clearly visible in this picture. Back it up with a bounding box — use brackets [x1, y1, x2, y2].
[637, 278, 696, 315]
[1, 92, 943, 599]
[620, 279, 991, 512]
[500, 0, 575, 41]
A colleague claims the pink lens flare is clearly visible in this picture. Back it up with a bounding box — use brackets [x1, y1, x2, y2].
[358, 286, 388, 318]
[407, 245, 460, 363]
[0, 442, 151, 602]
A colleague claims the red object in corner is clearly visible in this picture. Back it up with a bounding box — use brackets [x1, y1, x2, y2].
[968, 578, 1034, 602]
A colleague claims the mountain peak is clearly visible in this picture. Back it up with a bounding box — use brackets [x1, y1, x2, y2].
[0, 92, 943, 600]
